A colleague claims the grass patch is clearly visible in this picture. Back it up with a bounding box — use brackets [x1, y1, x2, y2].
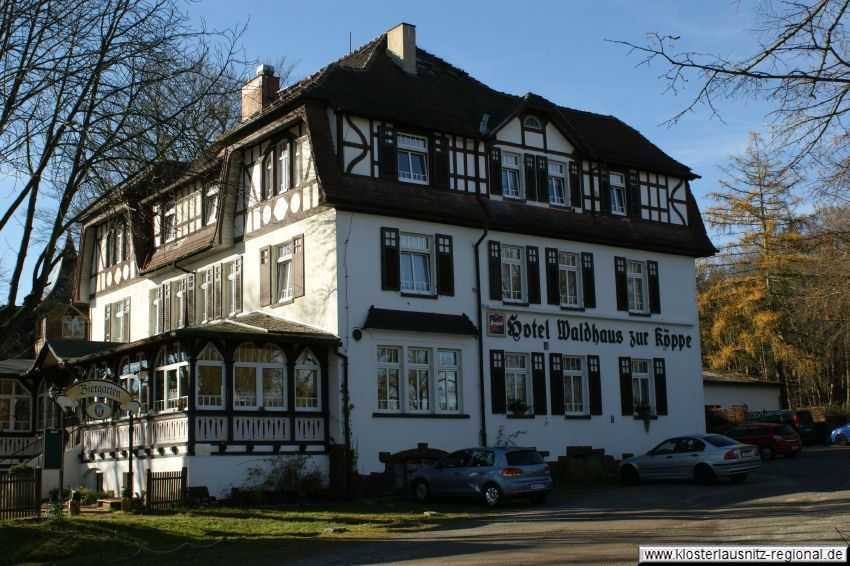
[1, 501, 483, 566]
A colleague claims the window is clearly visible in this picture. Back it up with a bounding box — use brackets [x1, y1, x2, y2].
[295, 349, 320, 409]
[162, 200, 176, 242]
[505, 354, 529, 414]
[627, 260, 647, 313]
[62, 316, 86, 340]
[222, 259, 242, 317]
[260, 237, 303, 306]
[200, 268, 213, 322]
[562, 356, 585, 414]
[631, 359, 651, 412]
[400, 234, 432, 294]
[397, 134, 428, 184]
[276, 242, 293, 302]
[105, 298, 130, 342]
[153, 344, 188, 412]
[233, 344, 286, 410]
[293, 139, 302, 188]
[609, 172, 626, 215]
[37, 381, 60, 430]
[501, 245, 524, 302]
[278, 144, 290, 193]
[376, 346, 461, 414]
[0, 379, 30, 431]
[119, 355, 149, 415]
[548, 161, 566, 206]
[93, 221, 127, 272]
[524, 115, 542, 129]
[501, 153, 521, 199]
[558, 252, 580, 307]
[262, 147, 275, 200]
[203, 185, 219, 225]
[196, 343, 224, 409]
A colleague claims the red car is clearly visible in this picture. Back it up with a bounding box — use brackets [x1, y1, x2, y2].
[727, 422, 802, 459]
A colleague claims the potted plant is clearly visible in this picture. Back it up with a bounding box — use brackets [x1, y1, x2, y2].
[635, 403, 653, 431]
[508, 400, 529, 416]
[120, 486, 133, 512]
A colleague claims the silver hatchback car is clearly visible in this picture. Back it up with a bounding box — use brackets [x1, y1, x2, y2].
[619, 434, 761, 485]
[410, 447, 553, 507]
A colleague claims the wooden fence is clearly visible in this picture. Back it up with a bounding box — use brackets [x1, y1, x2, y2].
[0, 470, 41, 520]
[146, 467, 187, 509]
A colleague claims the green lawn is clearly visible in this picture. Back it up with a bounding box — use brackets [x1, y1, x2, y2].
[1, 502, 482, 566]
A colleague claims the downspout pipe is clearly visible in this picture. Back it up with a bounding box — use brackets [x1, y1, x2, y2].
[334, 346, 352, 499]
[473, 228, 488, 447]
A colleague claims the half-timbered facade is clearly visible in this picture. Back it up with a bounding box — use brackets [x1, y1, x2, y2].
[7, 23, 715, 497]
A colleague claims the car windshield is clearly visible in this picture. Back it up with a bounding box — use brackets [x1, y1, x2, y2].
[505, 450, 544, 466]
[776, 425, 796, 435]
[703, 434, 738, 447]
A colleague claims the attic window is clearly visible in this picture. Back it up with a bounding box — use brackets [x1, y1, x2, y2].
[524, 116, 542, 130]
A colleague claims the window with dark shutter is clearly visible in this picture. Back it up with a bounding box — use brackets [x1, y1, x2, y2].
[536, 156, 548, 203]
[488, 241, 502, 301]
[545, 248, 559, 305]
[588, 355, 601, 415]
[523, 154, 537, 201]
[233, 258, 242, 313]
[431, 136, 449, 188]
[104, 303, 111, 342]
[599, 167, 610, 213]
[213, 264, 222, 319]
[259, 246, 271, 306]
[619, 357, 633, 416]
[653, 358, 668, 415]
[380, 228, 400, 291]
[627, 172, 641, 218]
[435, 234, 454, 296]
[568, 161, 581, 207]
[186, 273, 195, 325]
[526, 246, 540, 304]
[614, 256, 628, 311]
[378, 126, 397, 179]
[122, 298, 130, 342]
[581, 252, 596, 308]
[293, 235, 305, 298]
[549, 354, 564, 415]
[490, 350, 506, 414]
[156, 285, 164, 333]
[177, 278, 186, 328]
[531, 352, 547, 415]
[489, 147, 502, 196]
[163, 283, 172, 331]
[648, 260, 660, 314]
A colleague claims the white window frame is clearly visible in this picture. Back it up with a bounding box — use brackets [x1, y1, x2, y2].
[37, 380, 60, 430]
[399, 233, 433, 295]
[275, 242, 293, 303]
[153, 346, 188, 412]
[204, 185, 219, 225]
[559, 252, 581, 308]
[436, 349, 459, 412]
[501, 245, 525, 303]
[631, 358, 652, 413]
[501, 153, 521, 199]
[524, 115, 542, 129]
[62, 315, 86, 340]
[376, 345, 461, 415]
[397, 133, 428, 184]
[548, 161, 566, 206]
[609, 172, 626, 215]
[293, 139, 302, 188]
[0, 379, 31, 432]
[627, 260, 648, 314]
[119, 354, 149, 415]
[223, 260, 237, 316]
[196, 343, 225, 409]
[562, 356, 586, 415]
[377, 346, 400, 411]
[233, 344, 287, 410]
[294, 349, 320, 410]
[278, 144, 291, 194]
[110, 299, 126, 342]
[505, 353, 530, 414]
[162, 201, 177, 242]
[407, 347, 431, 412]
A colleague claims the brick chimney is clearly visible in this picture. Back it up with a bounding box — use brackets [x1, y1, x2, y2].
[386, 23, 417, 75]
[241, 64, 280, 121]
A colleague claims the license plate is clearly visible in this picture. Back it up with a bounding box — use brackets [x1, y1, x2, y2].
[741, 450, 753, 457]
[530, 483, 545, 490]
[790, 445, 799, 450]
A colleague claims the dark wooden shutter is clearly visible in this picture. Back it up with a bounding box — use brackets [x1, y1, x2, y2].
[549, 354, 564, 416]
[161, 283, 170, 331]
[104, 303, 111, 342]
[532, 352, 547, 415]
[378, 126, 396, 179]
[186, 273, 195, 326]
[293, 235, 305, 298]
[435, 234, 454, 296]
[523, 154, 537, 201]
[233, 258, 242, 313]
[619, 357, 633, 416]
[122, 298, 130, 342]
[536, 155, 548, 203]
[581, 252, 596, 308]
[205, 268, 214, 320]
[588, 355, 602, 415]
[568, 160, 581, 208]
[259, 246, 271, 306]
[614, 256, 628, 311]
[214, 264, 222, 319]
[526, 246, 540, 304]
[156, 285, 164, 333]
[599, 167, 610, 213]
[653, 358, 668, 416]
[545, 248, 559, 305]
[627, 172, 641, 218]
[178, 278, 186, 328]
[488, 241, 502, 301]
[380, 228, 400, 291]
[488, 146, 502, 196]
[647, 260, 660, 314]
[431, 136, 449, 188]
[490, 350, 506, 414]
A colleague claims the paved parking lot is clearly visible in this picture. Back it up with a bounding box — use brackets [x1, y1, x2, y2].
[294, 445, 850, 565]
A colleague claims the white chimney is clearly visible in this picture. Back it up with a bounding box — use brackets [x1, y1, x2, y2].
[386, 23, 417, 75]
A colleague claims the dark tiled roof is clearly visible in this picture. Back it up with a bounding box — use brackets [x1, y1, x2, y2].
[363, 306, 478, 336]
[141, 225, 216, 273]
[0, 359, 34, 375]
[235, 312, 339, 341]
[703, 369, 781, 388]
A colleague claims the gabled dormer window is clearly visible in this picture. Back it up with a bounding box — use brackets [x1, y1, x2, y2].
[609, 172, 626, 215]
[501, 153, 521, 199]
[397, 134, 428, 184]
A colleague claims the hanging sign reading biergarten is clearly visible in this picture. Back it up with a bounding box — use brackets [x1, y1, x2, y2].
[53, 380, 140, 420]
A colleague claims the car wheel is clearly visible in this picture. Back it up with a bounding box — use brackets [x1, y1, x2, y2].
[528, 493, 547, 504]
[413, 479, 431, 503]
[482, 483, 503, 507]
[760, 445, 775, 460]
[694, 465, 716, 486]
[783, 452, 797, 459]
[836, 435, 848, 447]
[620, 465, 640, 486]
[730, 473, 748, 483]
